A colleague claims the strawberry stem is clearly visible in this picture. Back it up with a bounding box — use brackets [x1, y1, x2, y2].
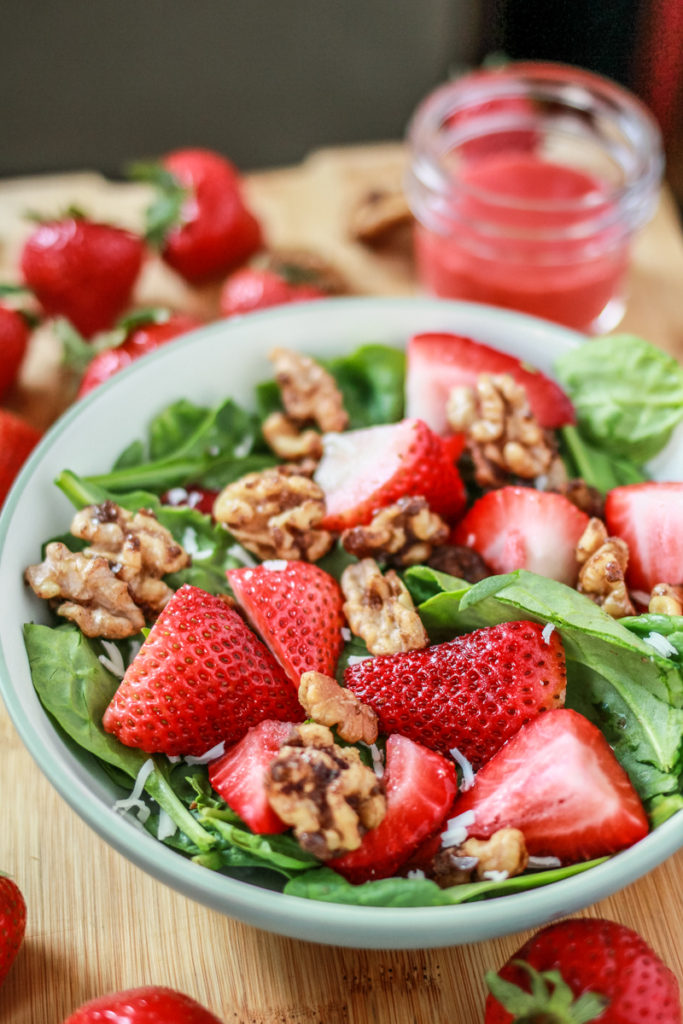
[485, 961, 609, 1023]
[128, 161, 188, 248]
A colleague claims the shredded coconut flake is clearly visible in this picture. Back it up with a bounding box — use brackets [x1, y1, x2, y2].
[233, 437, 252, 458]
[156, 809, 178, 841]
[185, 740, 226, 765]
[643, 631, 678, 658]
[99, 640, 126, 678]
[541, 622, 556, 645]
[406, 868, 426, 880]
[440, 809, 475, 848]
[226, 543, 258, 567]
[113, 757, 155, 825]
[347, 654, 373, 666]
[449, 745, 475, 791]
[482, 869, 509, 882]
[340, 627, 352, 642]
[261, 559, 289, 572]
[527, 855, 562, 870]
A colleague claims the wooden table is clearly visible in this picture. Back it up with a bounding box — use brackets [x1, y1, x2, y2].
[1, 144, 682, 1023]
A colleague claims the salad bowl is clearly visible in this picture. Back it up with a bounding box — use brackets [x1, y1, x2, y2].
[1, 295, 682, 949]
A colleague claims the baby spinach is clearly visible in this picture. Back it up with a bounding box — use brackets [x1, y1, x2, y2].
[554, 334, 683, 462]
[404, 567, 683, 816]
[558, 425, 648, 494]
[284, 859, 608, 907]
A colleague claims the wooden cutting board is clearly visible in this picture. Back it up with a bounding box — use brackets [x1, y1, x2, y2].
[1, 143, 682, 1023]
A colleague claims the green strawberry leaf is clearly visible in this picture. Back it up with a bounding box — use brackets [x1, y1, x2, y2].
[128, 161, 188, 248]
[485, 961, 609, 1023]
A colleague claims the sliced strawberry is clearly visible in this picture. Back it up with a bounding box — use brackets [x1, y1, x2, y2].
[345, 621, 566, 770]
[102, 584, 303, 756]
[314, 417, 466, 531]
[208, 719, 294, 834]
[227, 562, 345, 685]
[405, 332, 575, 434]
[452, 486, 589, 585]
[605, 482, 683, 592]
[451, 708, 649, 863]
[331, 733, 457, 883]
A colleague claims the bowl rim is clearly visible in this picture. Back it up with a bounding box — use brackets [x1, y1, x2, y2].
[2, 294, 682, 949]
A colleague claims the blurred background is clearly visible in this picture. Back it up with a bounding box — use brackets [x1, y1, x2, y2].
[0, 0, 680, 201]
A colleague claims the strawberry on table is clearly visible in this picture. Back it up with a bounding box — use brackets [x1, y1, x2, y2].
[331, 733, 457, 883]
[62, 986, 225, 1024]
[314, 417, 467, 531]
[77, 310, 203, 396]
[405, 332, 575, 434]
[0, 409, 41, 507]
[227, 561, 345, 685]
[451, 708, 649, 863]
[219, 266, 325, 317]
[102, 584, 303, 756]
[208, 719, 294, 834]
[20, 215, 144, 337]
[344, 620, 567, 770]
[485, 917, 682, 1024]
[0, 303, 31, 399]
[0, 875, 26, 987]
[134, 147, 263, 283]
[452, 486, 590, 586]
[605, 482, 683, 593]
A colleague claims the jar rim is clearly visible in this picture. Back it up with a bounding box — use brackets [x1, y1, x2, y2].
[406, 61, 664, 220]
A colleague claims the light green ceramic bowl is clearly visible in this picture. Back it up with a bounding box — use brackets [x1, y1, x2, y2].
[1, 297, 681, 948]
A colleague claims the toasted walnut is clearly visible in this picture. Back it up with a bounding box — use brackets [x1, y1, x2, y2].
[265, 723, 386, 859]
[341, 558, 428, 655]
[576, 517, 635, 618]
[25, 542, 146, 639]
[349, 187, 413, 244]
[341, 496, 449, 567]
[431, 828, 528, 888]
[262, 411, 323, 462]
[649, 583, 683, 616]
[261, 248, 347, 295]
[426, 544, 491, 583]
[269, 347, 348, 433]
[447, 374, 561, 489]
[69, 502, 189, 618]
[557, 478, 605, 518]
[213, 467, 333, 561]
[298, 671, 378, 745]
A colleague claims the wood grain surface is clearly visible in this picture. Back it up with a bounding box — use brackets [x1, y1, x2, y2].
[1, 143, 682, 1023]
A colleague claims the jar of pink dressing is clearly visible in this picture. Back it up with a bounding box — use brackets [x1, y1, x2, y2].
[405, 62, 664, 332]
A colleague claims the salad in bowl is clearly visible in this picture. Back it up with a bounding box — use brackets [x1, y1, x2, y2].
[1, 296, 682, 949]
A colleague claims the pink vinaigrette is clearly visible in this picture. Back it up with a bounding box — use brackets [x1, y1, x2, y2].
[406, 63, 663, 333]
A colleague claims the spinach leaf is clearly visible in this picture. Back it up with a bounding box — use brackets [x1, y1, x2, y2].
[554, 335, 683, 462]
[196, 807, 319, 879]
[78, 397, 276, 494]
[558, 425, 648, 494]
[404, 567, 683, 809]
[284, 859, 608, 907]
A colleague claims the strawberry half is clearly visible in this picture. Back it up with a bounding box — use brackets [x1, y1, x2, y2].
[405, 332, 575, 434]
[227, 562, 345, 685]
[314, 417, 467, 531]
[63, 986, 225, 1024]
[0, 304, 31, 400]
[452, 486, 589, 586]
[485, 917, 682, 1024]
[605, 482, 683, 593]
[102, 584, 303, 756]
[208, 720, 294, 834]
[344, 621, 567, 770]
[331, 733, 457, 883]
[451, 708, 649, 863]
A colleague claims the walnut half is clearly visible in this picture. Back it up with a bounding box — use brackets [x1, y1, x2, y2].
[576, 517, 635, 618]
[430, 828, 528, 888]
[340, 558, 428, 655]
[298, 671, 379, 745]
[265, 723, 386, 859]
[341, 496, 449, 567]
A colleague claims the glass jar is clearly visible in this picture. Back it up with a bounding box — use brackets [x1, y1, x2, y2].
[405, 62, 664, 332]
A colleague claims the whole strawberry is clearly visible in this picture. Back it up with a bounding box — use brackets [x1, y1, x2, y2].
[485, 917, 682, 1023]
[20, 215, 144, 337]
[0, 409, 41, 507]
[0, 304, 31, 399]
[77, 310, 203, 396]
[0, 875, 26, 987]
[227, 562, 346, 685]
[134, 147, 263, 283]
[345, 620, 567, 769]
[62, 985, 224, 1023]
[102, 584, 303, 756]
